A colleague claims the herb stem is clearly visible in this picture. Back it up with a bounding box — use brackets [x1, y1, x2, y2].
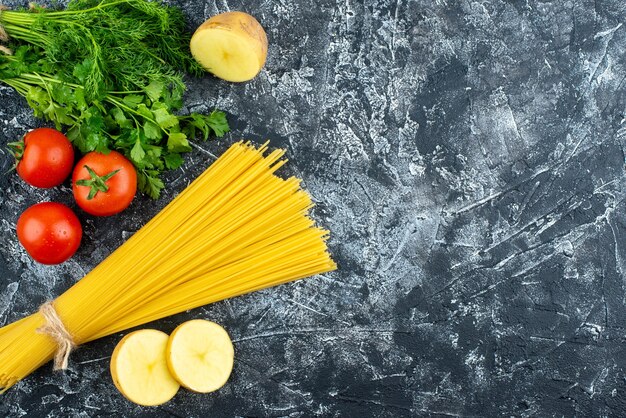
[1, 24, 52, 47]
[41, 0, 139, 16]
[1, 0, 134, 20]
[20, 73, 80, 89]
[2, 79, 29, 95]
[105, 95, 166, 134]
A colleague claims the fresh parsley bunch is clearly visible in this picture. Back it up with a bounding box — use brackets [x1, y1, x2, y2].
[0, 0, 229, 198]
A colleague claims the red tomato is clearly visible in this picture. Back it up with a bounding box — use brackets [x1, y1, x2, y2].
[17, 202, 82, 265]
[72, 151, 137, 216]
[10, 128, 75, 188]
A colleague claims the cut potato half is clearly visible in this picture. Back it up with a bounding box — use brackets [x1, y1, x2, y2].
[110, 329, 180, 406]
[190, 11, 268, 82]
[166, 320, 234, 393]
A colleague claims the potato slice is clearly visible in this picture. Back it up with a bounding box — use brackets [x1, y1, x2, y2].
[110, 329, 180, 406]
[190, 11, 268, 82]
[166, 320, 234, 393]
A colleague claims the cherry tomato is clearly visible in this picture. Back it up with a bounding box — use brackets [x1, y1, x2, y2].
[72, 151, 137, 216]
[17, 202, 82, 265]
[9, 128, 75, 188]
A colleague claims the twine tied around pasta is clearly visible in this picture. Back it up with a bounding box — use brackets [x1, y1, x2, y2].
[37, 301, 76, 370]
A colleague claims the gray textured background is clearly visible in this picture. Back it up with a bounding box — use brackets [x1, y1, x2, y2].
[1, 0, 626, 416]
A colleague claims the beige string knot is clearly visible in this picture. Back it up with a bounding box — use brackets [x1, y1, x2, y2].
[37, 301, 77, 371]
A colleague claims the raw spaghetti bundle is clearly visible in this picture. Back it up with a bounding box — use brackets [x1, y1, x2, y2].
[0, 141, 336, 392]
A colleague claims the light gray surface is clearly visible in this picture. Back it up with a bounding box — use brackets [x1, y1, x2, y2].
[1, 0, 626, 416]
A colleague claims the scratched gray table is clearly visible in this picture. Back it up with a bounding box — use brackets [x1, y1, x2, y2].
[2, 1, 626, 416]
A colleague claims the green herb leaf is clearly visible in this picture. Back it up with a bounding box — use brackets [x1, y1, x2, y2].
[144, 80, 164, 102]
[74, 88, 87, 111]
[153, 107, 179, 129]
[110, 107, 132, 129]
[143, 121, 161, 140]
[44, 103, 74, 129]
[138, 170, 164, 199]
[207, 110, 230, 137]
[25, 86, 50, 117]
[130, 136, 146, 163]
[73, 59, 93, 84]
[163, 152, 183, 170]
[136, 103, 153, 119]
[79, 109, 108, 153]
[188, 114, 209, 140]
[51, 84, 73, 106]
[122, 95, 144, 108]
[167, 132, 191, 153]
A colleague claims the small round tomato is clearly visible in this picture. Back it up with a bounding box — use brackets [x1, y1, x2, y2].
[17, 202, 82, 265]
[72, 151, 137, 216]
[9, 128, 75, 188]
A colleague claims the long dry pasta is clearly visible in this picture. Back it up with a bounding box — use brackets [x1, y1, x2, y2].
[0, 141, 337, 392]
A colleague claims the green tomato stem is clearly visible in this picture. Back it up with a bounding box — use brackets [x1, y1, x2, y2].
[75, 165, 121, 200]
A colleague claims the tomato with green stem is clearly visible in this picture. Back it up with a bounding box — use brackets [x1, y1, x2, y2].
[9, 128, 74, 188]
[72, 151, 137, 216]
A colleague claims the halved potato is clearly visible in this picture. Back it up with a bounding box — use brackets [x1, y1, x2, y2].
[110, 329, 180, 406]
[190, 11, 268, 82]
[166, 319, 234, 393]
